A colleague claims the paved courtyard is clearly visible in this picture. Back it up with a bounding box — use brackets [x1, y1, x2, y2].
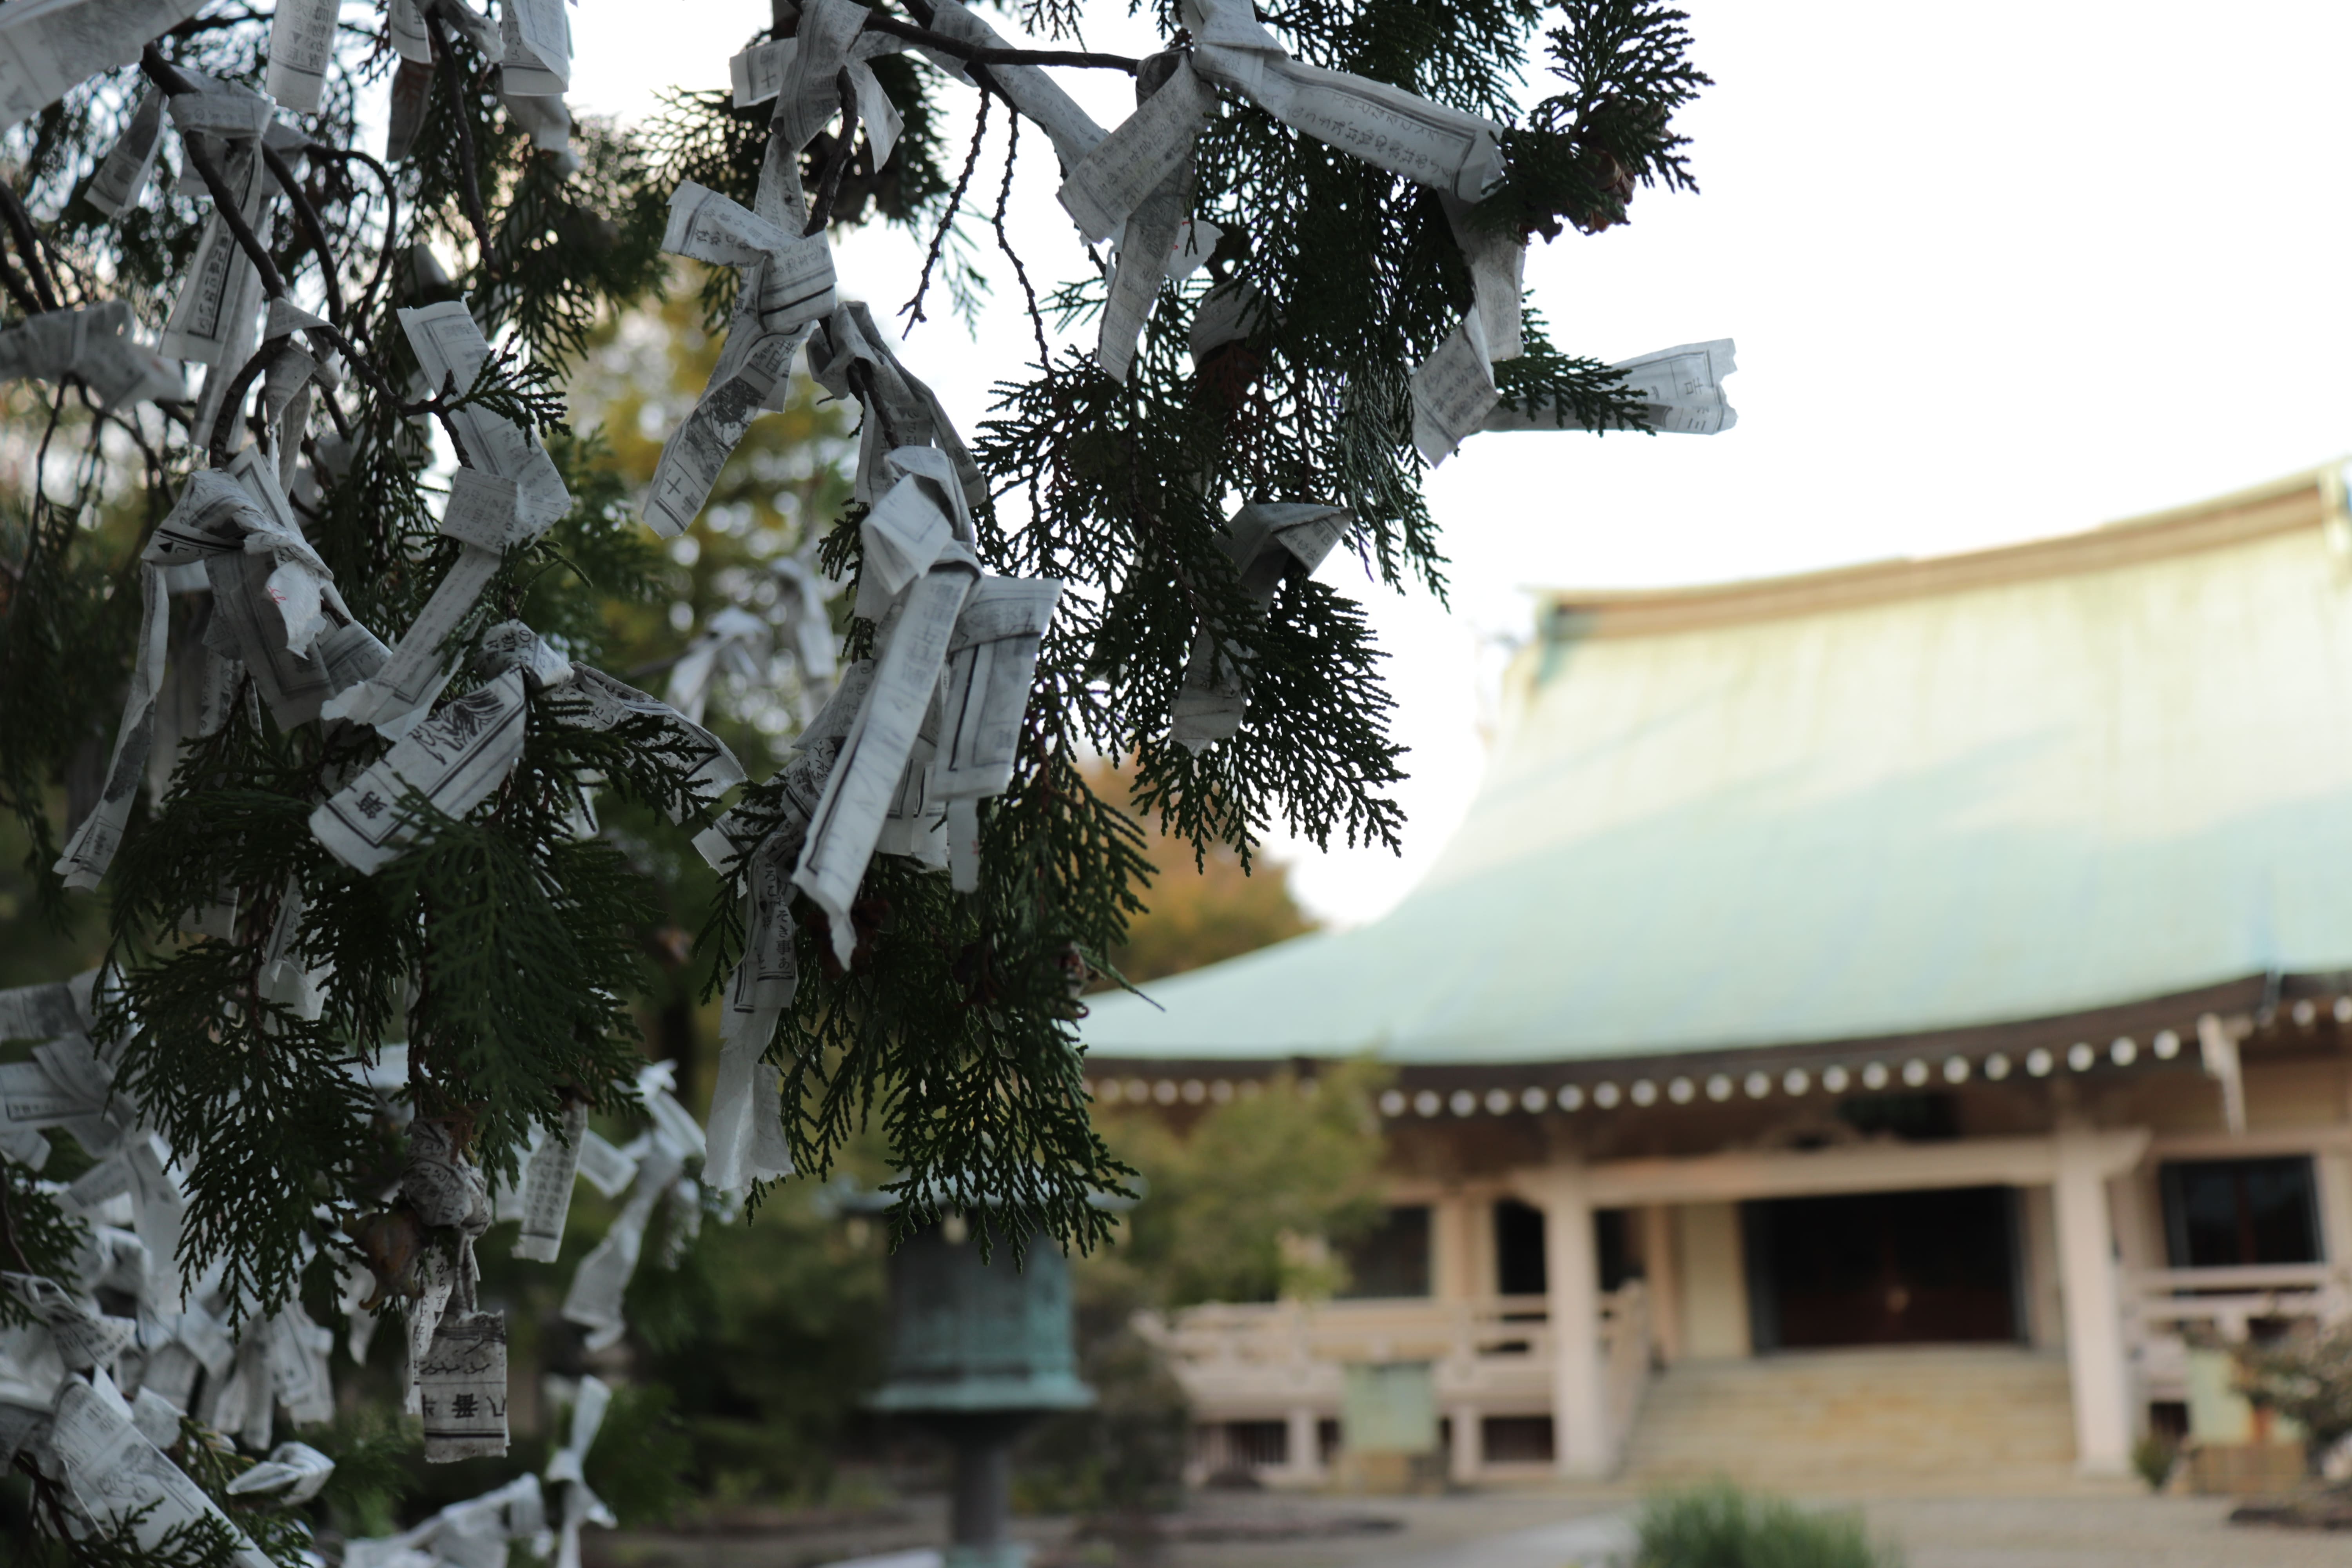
[591, 1488, 2352, 1568]
[1123, 1492, 2352, 1568]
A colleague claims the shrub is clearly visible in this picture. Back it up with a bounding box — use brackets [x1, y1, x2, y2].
[2238, 1324, 2352, 1464]
[1638, 1481, 1896, 1568]
[2132, 1433, 2180, 1492]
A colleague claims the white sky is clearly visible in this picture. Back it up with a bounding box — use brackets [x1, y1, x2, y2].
[566, 0, 2352, 926]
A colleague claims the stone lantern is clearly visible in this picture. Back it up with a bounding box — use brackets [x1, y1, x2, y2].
[865, 1208, 1094, 1568]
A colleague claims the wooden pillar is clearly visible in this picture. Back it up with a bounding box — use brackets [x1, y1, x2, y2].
[1431, 1189, 1476, 1300]
[1641, 1205, 1682, 1364]
[1540, 1162, 1608, 1477]
[1285, 1405, 1321, 1481]
[2314, 1151, 2352, 1272]
[2053, 1126, 2134, 1475]
[1448, 1401, 1481, 1484]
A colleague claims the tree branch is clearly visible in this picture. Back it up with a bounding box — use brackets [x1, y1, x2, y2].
[261, 143, 347, 330]
[423, 9, 497, 270]
[138, 53, 446, 448]
[0, 183, 61, 313]
[207, 338, 287, 466]
[305, 141, 404, 323]
[803, 68, 862, 237]
[0, 240, 41, 316]
[858, 12, 1137, 74]
[992, 111, 1051, 367]
[0, 1170, 37, 1275]
[901, 87, 989, 329]
[138, 47, 289, 303]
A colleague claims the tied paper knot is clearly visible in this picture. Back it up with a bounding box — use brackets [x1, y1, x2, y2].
[1170, 502, 1352, 751]
[403, 1120, 492, 1236]
[544, 1376, 617, 1568]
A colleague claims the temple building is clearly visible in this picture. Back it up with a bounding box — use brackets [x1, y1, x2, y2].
[1079, 465, 2352, 1490]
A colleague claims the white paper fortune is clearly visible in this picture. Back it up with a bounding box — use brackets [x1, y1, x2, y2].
[471, 624, 570, 704]
[915, 0, 1105, 169]
[1408, 313, 1499, 466]
[766, 0, 870, 156]
[396, 302, 572, 530]
[1441, 192, 1525, 362]
[512, 1100, 588, 1263]
[561, 1142, 682, 1351]
[0, 0, 207, 133]
[439, 468, 528, 550]
[642, 182, 833, 538]
[704, 838, 796, 1193]
[52, 1376, 274, 1568]
[3, 1271, 134, 1370]
[418, 1309, 509, 1463]
[554, 666, 745, 820]
[794, 555, 978, 962]
[160, 131, 269, 367]
[344, 1474, 546, 1568]
[0, 978, 84, 1044]
[1481, 338, 1740, 436]
[642, 322, 803, 540]
[323, 543, 502, 735]
[224, 1440, 335, 1505]
[265, 0, 340, 112]
[1171, 501, 1351, 751]
[662, 180, 801, 269]
[1055, 54, 1215, 245]
[0, 301, 181, 409]
[805, 302, 985, 510]
[935, 576, 1062, 803]
[85, 90, 165, 217]
[1184, 0, 1504, 200]
[546, 1377, 616, 1568]
[310, 670, 530, 874]
[201, 553, 377, 727]
[53, 565, 167, 891]
[499, 0, 571, 96]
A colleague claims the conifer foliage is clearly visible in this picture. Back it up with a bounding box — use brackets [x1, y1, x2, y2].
[0, 0, 1714, 1558]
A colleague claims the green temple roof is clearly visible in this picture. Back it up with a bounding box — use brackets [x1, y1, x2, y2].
[1081, 466, 2352, 1067]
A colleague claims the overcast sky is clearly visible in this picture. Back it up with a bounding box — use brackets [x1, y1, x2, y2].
[564, 0, 2352, 924]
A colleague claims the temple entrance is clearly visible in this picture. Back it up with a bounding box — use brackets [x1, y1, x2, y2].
[1743, 1187, 2019, 1350]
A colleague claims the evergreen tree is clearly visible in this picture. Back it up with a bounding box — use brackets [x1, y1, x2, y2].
[0, 0, 1714, 1557]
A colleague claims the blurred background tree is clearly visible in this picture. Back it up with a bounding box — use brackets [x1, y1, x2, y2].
[1017, 1058, 1390, 1516]
[0, 376, 147, 990]
[0, 267, 1376, 1533]
[375, 278, 1360, 1524]
[407, 278, 889, 1516]
[569, 271, 854, 1105]
[1083, 760, 1317, 987]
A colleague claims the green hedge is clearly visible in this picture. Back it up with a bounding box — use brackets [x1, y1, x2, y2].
[1638, 1482, 1896, 1568]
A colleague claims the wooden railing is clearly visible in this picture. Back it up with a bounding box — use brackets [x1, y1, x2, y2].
[2125, 1262, 2352, 1401]
[1139, 1283, 1655, 1473]
[1602, 1279, 1652, 1460]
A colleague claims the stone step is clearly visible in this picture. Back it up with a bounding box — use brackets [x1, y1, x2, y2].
[1620, 1347, 2079, 1490]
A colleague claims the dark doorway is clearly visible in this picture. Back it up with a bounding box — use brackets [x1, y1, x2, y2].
[1744, 1187, 2018, 1350]
[1495, 1200, 1547, 1295]
[1490, 1201, 1640, 1297]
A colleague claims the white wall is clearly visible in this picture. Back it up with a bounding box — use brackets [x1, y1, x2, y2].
[1676, 1201, 1751, 1359]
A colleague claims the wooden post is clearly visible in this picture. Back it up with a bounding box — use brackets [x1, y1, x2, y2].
[1641, 1204, 1682, 1364]
[1285, 1405, 1322, 1482]
[2054, 1125, 2134, 1475]
[1449, 1401, 1481, 1484]
[1541, 1161, 1608, 1477]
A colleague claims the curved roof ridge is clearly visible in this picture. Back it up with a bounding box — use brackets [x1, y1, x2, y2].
[1079, 460, 2352, 1066]
[1540, 462, 2346, 643]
